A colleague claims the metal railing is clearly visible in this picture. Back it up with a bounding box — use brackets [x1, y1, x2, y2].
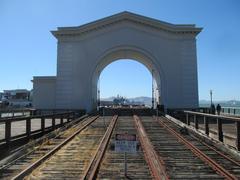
[184, 111, 240, 151]
[221, 107, 240, 116]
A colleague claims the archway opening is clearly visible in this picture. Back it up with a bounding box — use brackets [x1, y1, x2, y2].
[97, 59, 159, 109]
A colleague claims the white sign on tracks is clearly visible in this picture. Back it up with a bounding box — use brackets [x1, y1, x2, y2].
[115, 133, 137, 153]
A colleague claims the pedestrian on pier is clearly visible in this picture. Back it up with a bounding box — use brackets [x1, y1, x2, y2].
[211, 104, 216, 115]
[216, 104, 221, 115]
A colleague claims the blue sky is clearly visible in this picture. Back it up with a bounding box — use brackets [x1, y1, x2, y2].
[0, 0, 239, 100]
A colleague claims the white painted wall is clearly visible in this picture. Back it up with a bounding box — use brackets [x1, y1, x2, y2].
[32, 77, 56, 109]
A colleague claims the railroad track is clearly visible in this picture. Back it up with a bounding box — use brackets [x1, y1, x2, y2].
[137, 115, 240, 179]
[0, 115, 99, 179]
[97, 116, 152, 179]
[2, 113, 240, 179]
[19, 116, 117, 179]
[158, 115, 240, 179]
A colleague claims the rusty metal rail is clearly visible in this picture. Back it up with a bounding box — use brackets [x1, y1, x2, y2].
[156, 116, 238, 180]
[82, 115, 118, 180]
[11, 115, 99, 180]
[191, 133, 240, 167]
[133, 115, 169, 180]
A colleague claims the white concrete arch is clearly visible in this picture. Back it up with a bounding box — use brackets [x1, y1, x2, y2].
[91, 46, 165, 109]
[32, 12, 201, 112]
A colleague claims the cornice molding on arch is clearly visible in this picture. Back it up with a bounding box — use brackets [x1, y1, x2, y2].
[51, 11, 202, 38]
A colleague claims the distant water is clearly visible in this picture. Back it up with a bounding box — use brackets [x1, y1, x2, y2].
[200, 104, 240, 116]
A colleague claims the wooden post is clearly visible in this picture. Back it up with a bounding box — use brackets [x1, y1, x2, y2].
[26, 118, 31, 138]
[234, 109, 236, 115]
[52, 116, 56, 130]
[228, 108, 230, 114]
[217, 118, 223, 142]
[67, 114, 70, 123]
[186, 113, 190, 125]
[204, 116, 209, 136]
[236, 121, 240, 151]
[194, 115, 198, 130]
[30, 110, 33, 116]
[60, 116, 63, 125]
[5, 120, 11, 144]
[41, 117, 45, 134]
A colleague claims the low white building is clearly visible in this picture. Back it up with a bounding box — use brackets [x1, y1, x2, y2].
[2, 89, 32, 107]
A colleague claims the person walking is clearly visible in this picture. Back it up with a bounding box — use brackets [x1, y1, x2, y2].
[211, 104, 216, 114]
[216, 104, 221, 115]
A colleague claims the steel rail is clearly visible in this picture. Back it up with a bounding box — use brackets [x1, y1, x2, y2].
[191, 132, 240, 167]
[1, 114, 88, 170]
[133, 115, 169, 180]
[164, 116, 240, 167]
[11, 115, 99, 180]
[81, 115, 118, 180]
[156, 116, 238, 180]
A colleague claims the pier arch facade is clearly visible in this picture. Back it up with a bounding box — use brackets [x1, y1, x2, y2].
[32, 12, 202, 112]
